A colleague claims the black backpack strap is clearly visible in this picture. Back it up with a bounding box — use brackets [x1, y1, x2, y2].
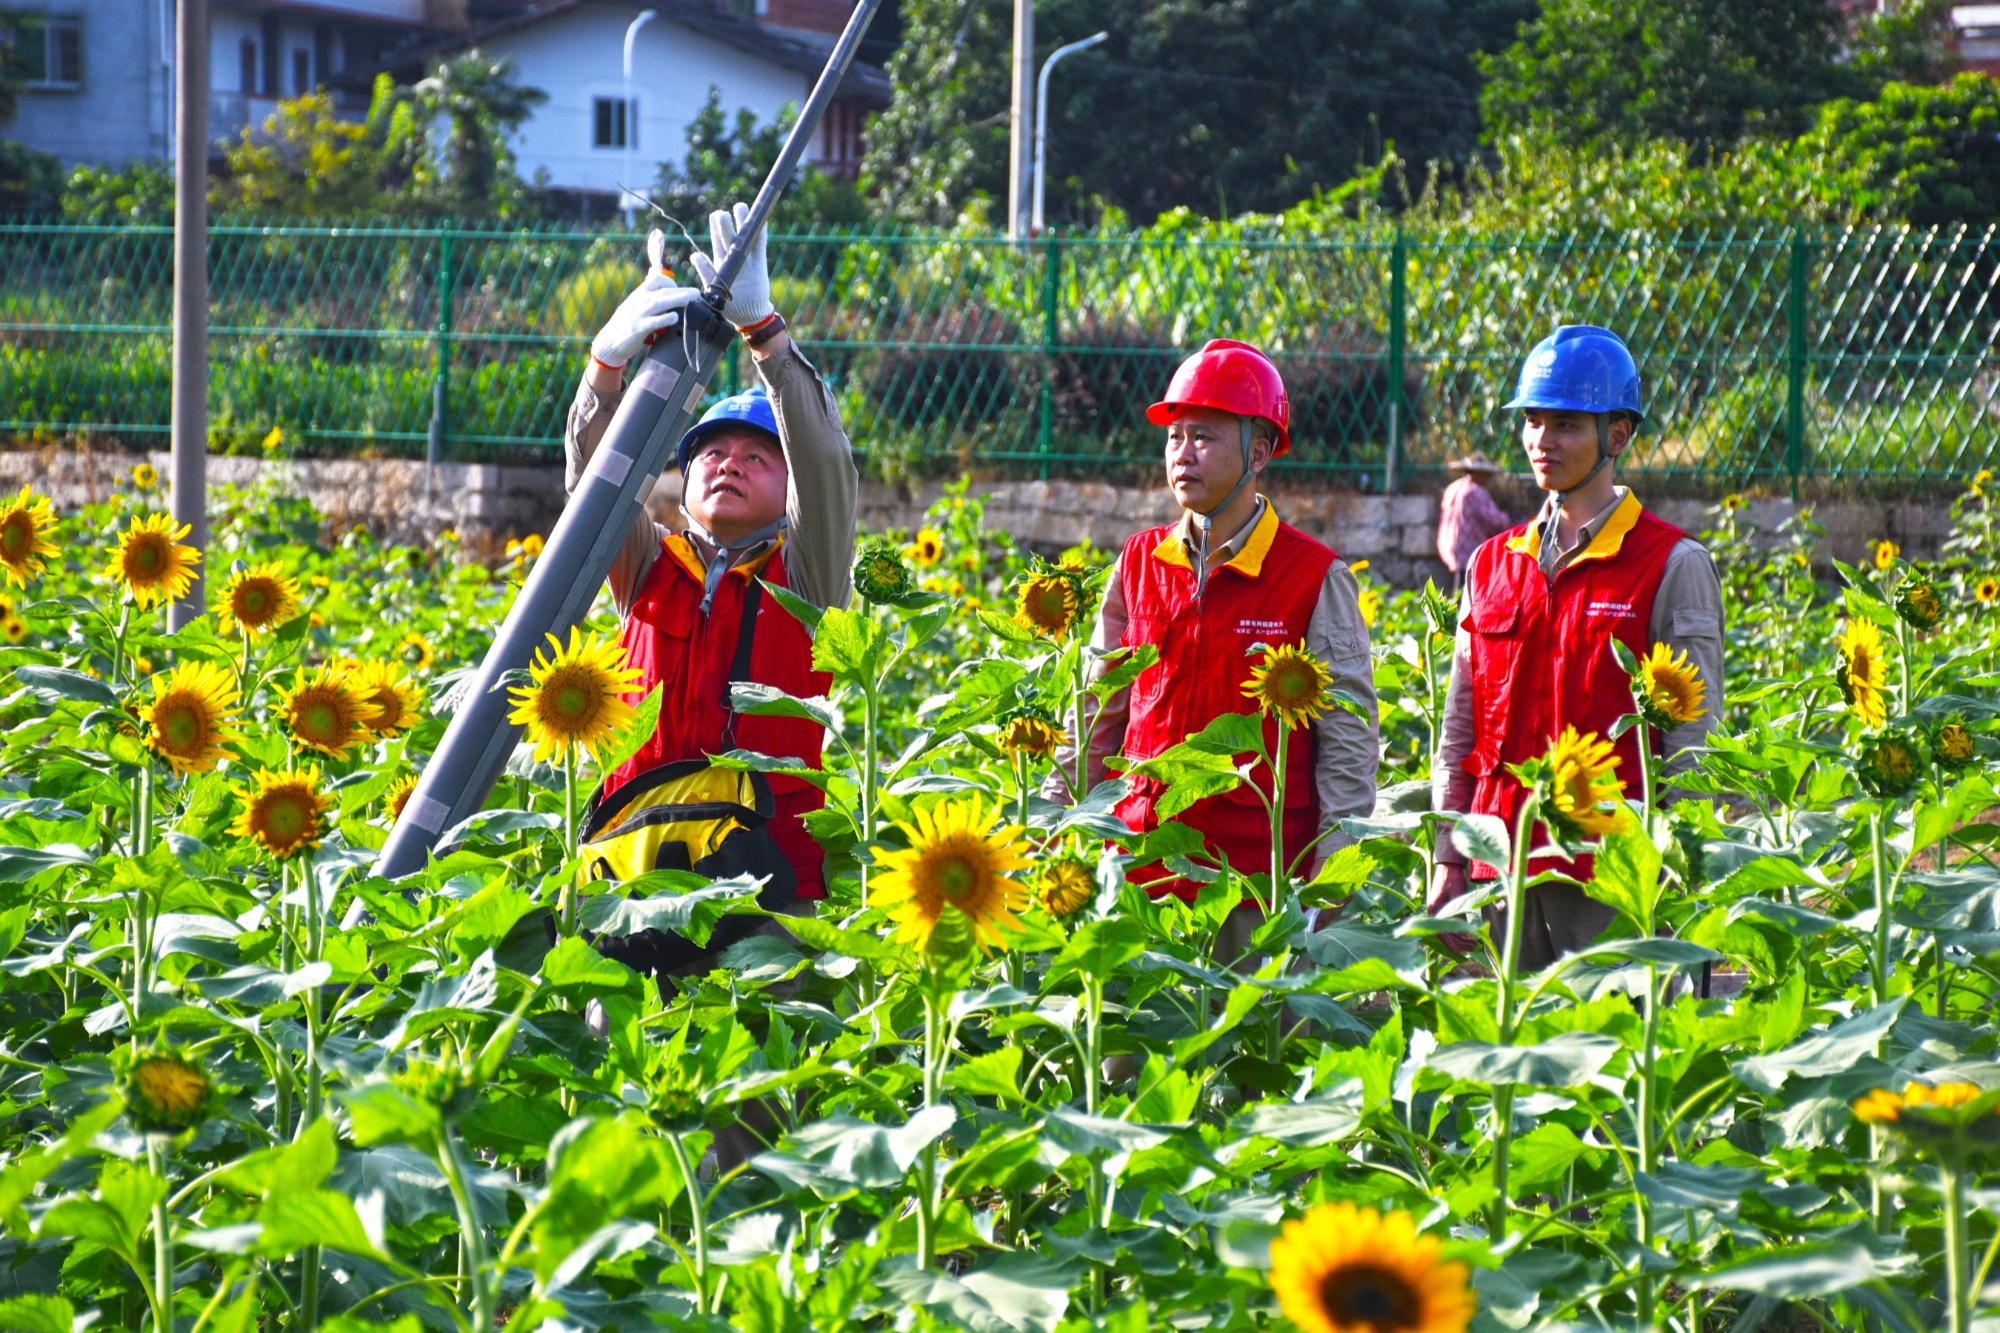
[720, 576, 764, 749]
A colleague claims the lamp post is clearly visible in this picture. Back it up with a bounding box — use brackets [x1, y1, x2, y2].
[1031, 31, 1106, 235]
[622, 8, 658, 226]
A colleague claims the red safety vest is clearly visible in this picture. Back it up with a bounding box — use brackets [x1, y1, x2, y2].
[1461, 495, 1684, 880]
[613, 535, 832, 899]
[1114, 507, 1336, 901]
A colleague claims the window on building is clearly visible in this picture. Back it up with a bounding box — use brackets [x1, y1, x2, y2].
[239, 38, 257, 95]
[292, 47, 310, 95]
[592, 97, 632, 149]
[14, 14, 82, 89]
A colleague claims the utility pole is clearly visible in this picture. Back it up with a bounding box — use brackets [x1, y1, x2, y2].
[170, 0, 208, 630]
[1006, 0, 1033, 240]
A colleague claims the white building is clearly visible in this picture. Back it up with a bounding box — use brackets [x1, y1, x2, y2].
[0, 0, 884, 198]
[1, 0, 465, 169]
[383, 1, 887, 197]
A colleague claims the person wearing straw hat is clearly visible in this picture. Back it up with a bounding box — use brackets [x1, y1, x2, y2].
[1429, 326, 1724, 968]
[1436, 451, 1513, 592]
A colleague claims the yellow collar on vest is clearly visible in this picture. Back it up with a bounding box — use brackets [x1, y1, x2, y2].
[1153, 500, 1281, 577]
[1505, 490, 1642, 567]
[662, 530, 785, 583]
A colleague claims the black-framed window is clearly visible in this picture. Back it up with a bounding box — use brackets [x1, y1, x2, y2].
[238, 37, 256, 94]
[291, 47, 310, 95]
[592, 97, 632, 149]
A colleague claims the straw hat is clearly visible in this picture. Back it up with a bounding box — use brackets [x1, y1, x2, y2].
[1447, 451, 1503, 473]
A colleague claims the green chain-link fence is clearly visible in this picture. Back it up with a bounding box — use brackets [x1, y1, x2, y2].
[0, 221, 1993, 486]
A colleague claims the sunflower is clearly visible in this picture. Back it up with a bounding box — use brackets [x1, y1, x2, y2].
[231, 765, 329, 860]
[507, 627, 645, 765]
[347, 659, 425, 738]
[1980, 469, 1996, 486]
[521, 532, 544, 558]
[997, 713, 1065, 761]
[401, 630, 436, 671]
[908, 527, 946, 568]
[141, 660, 242, 775]
[1837, 619, 1890, 729]
[1015, 570, 1079, 640]
[1979, 578, 2000, 606]
[1244, 642, 1334, 730]
[131, 462, 159, 491]
[0, 486, 58, 587]
[1542, 726, 1629, 841]
[1267, 1201, 1474, 1333]
[119, 1048, 217, 1135]
[0, 618, 25, 645]
[107, 512, 199, 608]
[217, 561, 301, 637]
[1873, 539, 1899, 570]
[1356, 587, 1383, 627]
[385, 773, 419, 823]
[873, 798, 1034, 957]
[278, 666, 382, 760]
[1858, 731, 1927, 798]
[1634, 642, 1706, 730]
[1854, 1081, 1984, 1124]
[1896, 578, 1944, 632]
[1721, 493, 1747, 512]
[1938, 721, 1977, 770]
[852, 537, 915, 605]
[1035, 849, 1097, 920]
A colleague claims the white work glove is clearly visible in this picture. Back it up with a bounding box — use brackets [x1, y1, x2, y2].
[590, 229, 702, 369]
[687, 201, 774, 331]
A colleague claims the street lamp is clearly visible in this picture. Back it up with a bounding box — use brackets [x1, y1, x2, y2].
[622, 8, 658, 226]
[1031, 30, 1107, 235]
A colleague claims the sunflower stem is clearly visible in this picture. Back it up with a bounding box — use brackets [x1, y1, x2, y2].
[664, 1131, 710, 1313]
[915, 985, 943, 1269]
[861, 685, 880, 911]
[1070, 636, 1087, 801]
[561, 749, 578, 936]
[437, 1126, 496, 1333]
[131, 765, 154, 1044]
[1634, 960, 1663, 1329]
[1486, 796, 1538, 1243]
[148, 1135, 175, 1333]
[1269, 718, 1290, 921]
[1946, 1163, 1972, 1333]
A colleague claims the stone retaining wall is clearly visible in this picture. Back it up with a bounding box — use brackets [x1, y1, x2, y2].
[0, 447, 1968, 587]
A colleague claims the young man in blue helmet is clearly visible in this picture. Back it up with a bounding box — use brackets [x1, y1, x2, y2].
[1429, 325, 1724, 967]
[567, 205, 858, 913]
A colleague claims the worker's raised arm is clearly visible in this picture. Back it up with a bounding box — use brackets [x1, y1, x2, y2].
[567, 230, 702, 615]
[690, 204, 859, 612]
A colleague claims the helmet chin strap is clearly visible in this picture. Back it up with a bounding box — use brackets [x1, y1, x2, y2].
[1552, 414, 1614, 498]
[683, 510, 790, 614]
[1188, 417, 1256, 599]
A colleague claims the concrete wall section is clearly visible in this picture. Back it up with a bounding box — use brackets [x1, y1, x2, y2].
[0, 448, 1969, 588]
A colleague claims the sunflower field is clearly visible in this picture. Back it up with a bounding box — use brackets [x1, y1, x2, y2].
[0, 463, 1998, 1333]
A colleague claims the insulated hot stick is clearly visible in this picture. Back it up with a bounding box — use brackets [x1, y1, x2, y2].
[378, 0, 884, 879]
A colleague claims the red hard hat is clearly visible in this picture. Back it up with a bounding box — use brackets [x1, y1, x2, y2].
[1146, 338, 1291, 456]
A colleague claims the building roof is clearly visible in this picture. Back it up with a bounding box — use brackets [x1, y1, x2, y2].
[370, 0, 890, 103]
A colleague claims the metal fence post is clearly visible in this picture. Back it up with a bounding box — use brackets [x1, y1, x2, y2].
[1786, 230, 1807, 500]
[1038, 229, 1059, 480]
[1386, 227, 1407, 494]
[427, 228, 455, 497]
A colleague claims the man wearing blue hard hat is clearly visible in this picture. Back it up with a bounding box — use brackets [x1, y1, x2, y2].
[565, 204, 858, 921]
[1428, 325, 1724, 967]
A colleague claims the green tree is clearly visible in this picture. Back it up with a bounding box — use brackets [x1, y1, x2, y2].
[653, 88, 866, 228]
[862, 0, 1534, 226]
[1478, 0, 1863, 152]
[212, 76, 424, 217]
[60, 160, 171, 223]
[1788, 73, 2000, 226]
[408, 51, 547, 217]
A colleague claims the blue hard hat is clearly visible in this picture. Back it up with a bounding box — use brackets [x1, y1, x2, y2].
[676, 385, 780, 473]
[1504, 325, 1646, 422]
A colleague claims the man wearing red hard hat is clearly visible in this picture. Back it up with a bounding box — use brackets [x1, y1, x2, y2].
[1056, 339, 1379, 948]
